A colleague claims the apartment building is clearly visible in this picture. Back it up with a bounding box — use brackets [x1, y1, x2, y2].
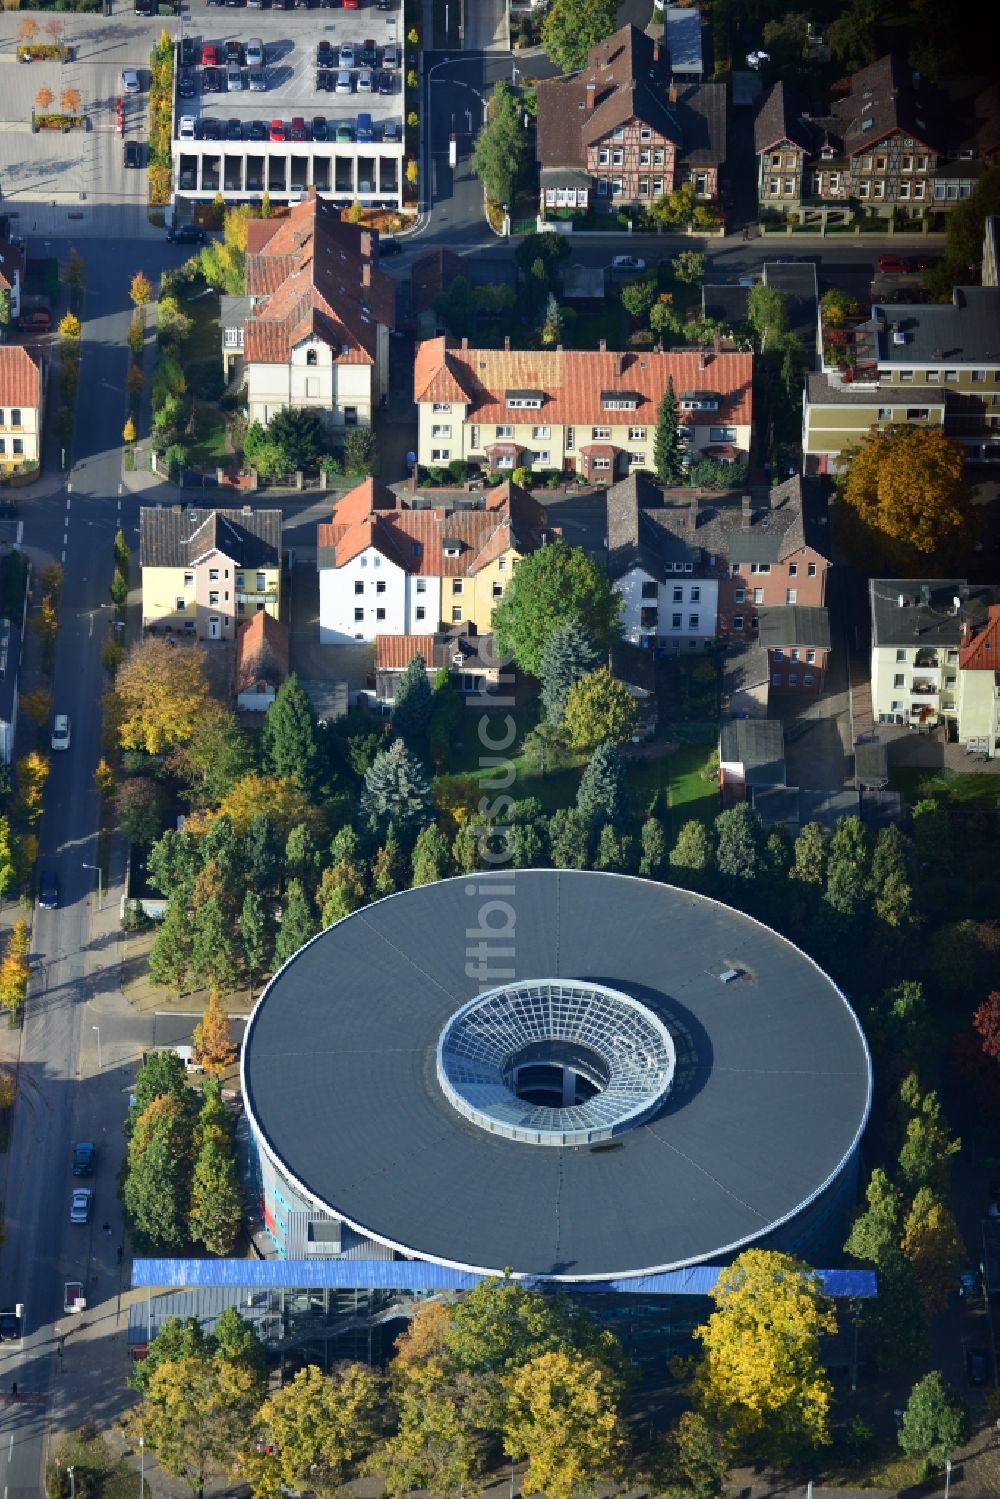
[414, 340, 752, 481]
[316, 477, 555, 644]
[0, 347, 43, 476]
[240, 193, 393, 436]
[755, 54, 1000, 221]
[606, 475, 830, 657]
[803, 286, 1000, 472]
[139, 506, 282, 642]
[869, 579, 1000, 750]
[535, 24, 725, 214]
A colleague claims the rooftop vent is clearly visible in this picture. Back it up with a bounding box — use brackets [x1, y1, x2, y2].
[719, 968, 740, 984]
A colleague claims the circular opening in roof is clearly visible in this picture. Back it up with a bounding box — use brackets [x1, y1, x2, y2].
[436, 980, 676, 1147]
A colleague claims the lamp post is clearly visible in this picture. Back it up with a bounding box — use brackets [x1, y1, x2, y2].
[92, 1025, 101, 1071]
[944, 1458, 952, 1499]
[139, 1435, 144, 1497]
[82, 860, 103, 910]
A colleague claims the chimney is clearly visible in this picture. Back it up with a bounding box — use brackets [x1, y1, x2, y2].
[360, 231, 372, 258]
[599, 338, 607, 352]
[741, 495, 752, 530]
[668, 79, 677, 106]
[362, 263, 371, 288]
[585, 80, 596, 110]
[616, 353, 625, 377]
[504, 335, 511, 351]
[461, 336, 469, 350]
[698, 353, 708, 371]
[652, 40, 659, 65]
[714, 326, 722, 355]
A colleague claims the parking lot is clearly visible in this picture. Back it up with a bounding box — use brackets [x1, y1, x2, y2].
[172, 7, 403, 203]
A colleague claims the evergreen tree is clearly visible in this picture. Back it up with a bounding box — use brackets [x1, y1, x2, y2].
[669, 819, 715, 885]
[593, 824, 634, 874]
[547, 807, 590, 869]
[638, 816, 667, 878]
[284, 823, 322, 894]
[411, 824, 453, 886]
[898, 1372, 969, 1464]
[653, 376, 685, 485]
[273, 879, 318, 967]
[189, 1136, 242, 1255]
[330, 824, 364, 866]
[190, 894, 242, 993]
[824, 815, 869, 915]
[790, 821, 827, 884]
[764, 827, 793, 880]
[713, 804, 764, 882]
[898, 1081, 961, 1193]
[361, 739, 433, 833]
[391, 655, 434, 742]
[576, 743, 629, 836]
[844, 1167, 901, 1267]
[317, 859, 367, 925]
[122, 1123, 189, 1252]
[240, 889, 271, 994]
[261, 675, 324, 796]
[428, 670, 465, 767]
[870, 822, 914, 893]
[147, 891, 196, 994]
[372, 824, 407, 897]
[511, 821, 546, 869]
[539, 619, 600, 724]
[243, 814, 283, 894]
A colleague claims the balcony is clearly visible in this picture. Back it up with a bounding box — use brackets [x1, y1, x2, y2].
[913, 650, 940, 669]
[640, 607, 659, 630]
[910, 680, 939, 699]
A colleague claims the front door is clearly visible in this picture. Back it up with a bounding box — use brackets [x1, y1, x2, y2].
[209, 616, 221, 640]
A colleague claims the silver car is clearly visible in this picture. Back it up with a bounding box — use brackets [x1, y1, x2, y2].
[335, 70, 352, 94]
[70, 1187, 93, 1225]
[248, 70, 267, 91]
[357, 68, 373, 92]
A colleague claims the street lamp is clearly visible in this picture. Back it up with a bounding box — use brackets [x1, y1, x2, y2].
[944, 1458, 952, 1499]
[82, 861, 103, 910]
[92, 1025, 102, 1071]
[139, 1435, 144, 1498]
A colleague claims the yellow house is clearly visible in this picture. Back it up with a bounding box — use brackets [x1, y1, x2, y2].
[139, 505, 282, 643]
[0, 346, 43, 475]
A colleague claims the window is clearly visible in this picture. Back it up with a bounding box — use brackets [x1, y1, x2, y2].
[344, 407, 358, 427]
[653, 149, 664, 166]
[641, 581, 658, 600]
[943, 370, 957, 382]
[906, 408, 930, 420]
[858, 181, 870, 199]
[611, 149, 624, 167]
[376, 580, 386, 594]
[415, 606, 425, 621]
[789, 563, 798, 577]
[803, 673, 814, 686]
[895, 649, 906, 662]
[807, 562, 816, 577]
[916, 155, 927, 171]
[690, 586, 700, 602]
[354, 580, 364, 595]
[771, 153, 782, 167]
[10, 410, 20, 428]
[790, 649, 800, 663]
[877, 407, 893, 420]
[209, 591, 219, 606]
[671, 612, 682, 628]
[376, 608, 385, 621]
[688, 614, 699, 630]
[431, 424, 451, 437]
[209, 568, 220, 582]
[453, 580, 463, 595]
[769, 181, 780, 197]
[901, 155, 913, 172]
[495, 425, 513, 438]
[175, 597, 185, 611]
[566, 427, 575, 449]
[899, 182, 910, 200]
[753, 587, 764, 604]
[899, 370, 914, 382]
[972, 370, 986, 383]
[360, 557, 367, 568]
[432, 403, 451, 412]
[591, 426, 611, 440]
[787, 673, 798, 686]
[709, 426, 736, 443]
[492, 581, 503, 597]
[829, 172, 839, 191]
[640, 126, 652, 142]
[531, 451, 549, 466]
[184, 572, 194, 588]
[913, 181, 925, 199]
[431, 449, 450, 462]
[638, 179, 649, 197]
[894, 673, 905, 687]
[416, 578, 427, 593]
[354, 607, 364, 622]
[469, 425, 480, 450]
[531, 425, 550, 439]
[806, 650, 816, 664]
[653, 178, 663, 195]
[874, 155, 887, 172]
[598, 148, 610, 166]
[783, 178, 794, 195]
[306, 378, 319, 397]
[639, 149, 650, 166]
[734, 588, 745, 604]
[772, 673, 782, 687]
[255, 572, 265, 592]
[628, 427, 646, 441]
[451, 606, 463, 623]
[750, 563, 770, 574]
[786, 588, 796, 604]
[306, 348, 317, 366]
[498, 557, 506, 571]
[612, 180, 623, 197]
[612, 126, 624, 142]
[672, 585, 683, 602]
[733, 614, 743, 631]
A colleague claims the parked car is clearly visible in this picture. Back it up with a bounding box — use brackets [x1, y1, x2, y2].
[958, 1267, 980, 1297]
[610, 255, 645, 272]
[877, 253, 912, 275]
[203, 66, 223, 92]
[17, 309, 51, 332]
[73, 1141, 96, 1176]
[51, 714, 71, 751]
[224, 38, 244, 63]
[226, 63, 243, 90]
[316, 70, 334, 90]
[360, 39, 377, 66]
[269, 118, 286, 140]
[177, 69, 197, 97]
[247, 118, 268, 139]
[376, 69, 392, 94]
[335, 70, 352, 93]
[383, 41, 398, 66]
[38, 871, 59, 909]
[379, 234, 400, 255]
[201, 43, 220, 66]
[178, 115, 197, 139]
[317, 39, 335, 64]
[123, 139, 144, 167]
[180, 37, 196, 66]
[312, 116, 329, 140]
[166, 224, 207, 243]
[376, 0, 395, 10]
[0, 499, 19, 518]
[356, 68, 373, 92]
[289, 115, 309, 139]
[248, 69, 267, 90]
[338, 43, 355, 66]
[121, 68, 141, 94]
[0, 1309, 21, 1341]
[381, 116, 400, 142]
[356, 110, 373, 140]
[966, 1347, 989, 1385]
[335, 121, 353, 141]
[63, 1283, 86, 1315]
[202, 116, 223, 138]
[69, 1187, 92, 1225]
[226, 116, 243, 138]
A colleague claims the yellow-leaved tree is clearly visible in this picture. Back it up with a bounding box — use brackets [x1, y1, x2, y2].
[561, 667, 638, 752]
[693, 1249, 837, 1464]
[502, 1350, 626, 1499]
[192, 989, 236, 1078]
[111, 638, 211, 754]
[901, 1186, 965, 1316]
[241, 1364, 382, 1496]
[215, 772, 324, 841]
[124, 1353, 259, 1495]
[840, 426, 977, 566]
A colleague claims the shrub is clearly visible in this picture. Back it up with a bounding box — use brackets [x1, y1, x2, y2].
[447, 459, 468, 484]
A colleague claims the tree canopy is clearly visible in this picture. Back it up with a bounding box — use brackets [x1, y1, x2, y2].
[561, 669, 637, 751]
[471, 81, 529, 207]
[541, 0, 618, 71]
[840, 426, 977, 566]
[112, 640, 211, 754]
[492, 539, 621, 678]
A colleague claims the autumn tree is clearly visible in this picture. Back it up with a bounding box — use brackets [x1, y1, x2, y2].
[192, 989, 236, 1078]
[130, 270, 153, 308]
[17, 17, 38, 40]
[0, 920, 30, 1013]
[492, 539, 622, 678]
[60, 87, 81, 114]
[658, 1411, 729, 1499]
[973, 991, 1000, 1060]
[561, 668, 637, 751]
[19, 687, 52, 728]
[216, 773, 322, 842]
[503, 1350, 626, 1499]
[124, 1353, 259, 1494]
[0, 818, 19, 904]
[35, 86, 54, 111]
[112, 640, 211, 754]
[901, 1188, 965, 1316]
[693, 1250, 837, 1463]
[840, 427, 977, 566]
[243, 1365, 382, 1496]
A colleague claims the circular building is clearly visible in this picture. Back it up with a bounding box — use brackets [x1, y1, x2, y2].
[242, 871, 871, 1282]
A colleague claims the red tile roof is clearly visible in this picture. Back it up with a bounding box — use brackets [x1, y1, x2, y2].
[235, 610, 289, 693]
[317, 481, 555, 576]
[0, 346, 41, 409]
[374, 634, 437, 670]
[959, 604, 1000, 670]
[243, 194, 394, 367]
[413, 340, 753, 429]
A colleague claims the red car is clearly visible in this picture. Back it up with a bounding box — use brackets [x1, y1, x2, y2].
[289, 116, 308, 140]
[342, 0, 359, 9]
[269, 118, 286, 141]
[877, 253, 911, 275]
[201, 43, 220, 66]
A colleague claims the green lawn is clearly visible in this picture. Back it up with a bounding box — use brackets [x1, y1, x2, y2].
[889, 766, 1000, 808]
[570, 300, 625, 351]
[182, 283, 222, 362]
[186, 403, 229, 467]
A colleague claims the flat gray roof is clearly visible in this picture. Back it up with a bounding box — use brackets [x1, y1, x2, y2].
[242, 872, 870, 1281]
[874, 288, 1000, 366]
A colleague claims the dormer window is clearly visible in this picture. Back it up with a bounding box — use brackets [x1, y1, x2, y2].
[306, 348, 317, 366]
[679, 391, 720, 412]
[443, 539, 462, 558]
[505, 390, 543, 409]
[600, 390, 639, 410]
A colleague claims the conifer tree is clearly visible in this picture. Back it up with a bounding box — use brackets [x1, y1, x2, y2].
[391, 655, 434, 741]
[638, 816, 667, 878]
[653, 376, 684, 485]
[361, 739, 433, 833]
[575, 743, 629, 836]
[261, 674, 324, 795]
[192, 989, 236, 1078]
[411, 824, 453, 886]
[539, 619, 600, 724]
[273, 879, 318, 967]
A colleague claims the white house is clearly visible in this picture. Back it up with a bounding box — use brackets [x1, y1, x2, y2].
[0, 237, 24, 324]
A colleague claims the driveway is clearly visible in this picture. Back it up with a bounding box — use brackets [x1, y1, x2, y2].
[288, 556, 373, 702]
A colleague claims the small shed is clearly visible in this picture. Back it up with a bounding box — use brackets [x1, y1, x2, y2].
[235, 610, 289, 713]
[854, 739, 889, 790]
